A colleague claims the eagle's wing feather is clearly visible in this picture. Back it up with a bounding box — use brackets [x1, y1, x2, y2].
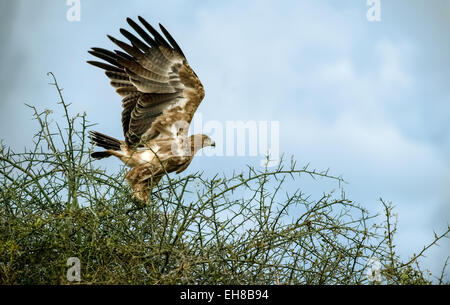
[88, 16, 204, 146]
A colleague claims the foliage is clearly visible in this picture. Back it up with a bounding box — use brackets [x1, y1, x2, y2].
[0, 74, 448, 284]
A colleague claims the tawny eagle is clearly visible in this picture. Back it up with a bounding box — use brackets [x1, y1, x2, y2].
[87, 16, 214, 202]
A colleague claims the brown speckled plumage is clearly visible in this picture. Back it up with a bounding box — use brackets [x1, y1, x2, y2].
[87, 17, 214, 203]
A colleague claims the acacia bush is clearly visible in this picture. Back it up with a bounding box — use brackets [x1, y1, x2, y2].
[0, 74, 448, 284]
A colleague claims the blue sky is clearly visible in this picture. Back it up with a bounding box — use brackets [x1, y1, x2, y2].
[0, 0, 449, 279]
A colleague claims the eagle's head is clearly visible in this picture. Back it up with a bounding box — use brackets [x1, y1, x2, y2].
[189, 134, 215, 155]
[200, 134, 216, 148]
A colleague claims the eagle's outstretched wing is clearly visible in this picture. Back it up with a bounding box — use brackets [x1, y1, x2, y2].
[88, 16, 204, 146]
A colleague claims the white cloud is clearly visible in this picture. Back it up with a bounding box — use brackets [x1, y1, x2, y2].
[287, 112, 445, 170]
[376, 40, 412, 88]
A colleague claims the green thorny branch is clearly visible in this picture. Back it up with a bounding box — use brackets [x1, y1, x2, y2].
[0, 73, 448, 284]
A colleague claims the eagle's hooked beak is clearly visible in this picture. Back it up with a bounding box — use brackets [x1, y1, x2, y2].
[211, 141, 216, 148]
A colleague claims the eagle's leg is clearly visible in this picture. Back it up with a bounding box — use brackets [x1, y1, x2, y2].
[126, 165, 162, 204]
[131, 181, 151, 203]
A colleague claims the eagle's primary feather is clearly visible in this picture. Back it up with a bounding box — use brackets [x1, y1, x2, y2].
[87, 17, 214, 202]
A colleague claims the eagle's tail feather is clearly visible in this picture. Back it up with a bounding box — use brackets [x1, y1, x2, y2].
[89, 131, 121, 151]
[91, 151, 113, 159]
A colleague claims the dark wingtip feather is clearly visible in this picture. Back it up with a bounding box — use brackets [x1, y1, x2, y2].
[119, 28, 149, 51]
[114, 50, 135, 61]
[88, 50, 120, 67]
[137, 15, 147, 25]
[127, 17, 158, 48]
[107, 34, 119, 44]
[137, 16, 169, 48]
[158, 23, 185, 57]
[91, 47, 120, 58]
[107, 34, 143, 58]
[87, 60, 123, 73]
